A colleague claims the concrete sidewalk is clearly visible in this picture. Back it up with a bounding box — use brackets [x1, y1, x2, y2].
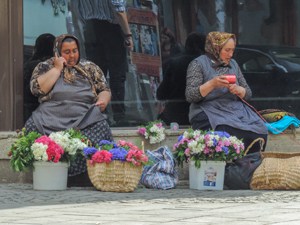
[0, 183, 300, 225]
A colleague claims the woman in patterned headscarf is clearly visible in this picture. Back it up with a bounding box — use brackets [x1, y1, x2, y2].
[185, 31, 268, 153]
[24, 34, 113, 186]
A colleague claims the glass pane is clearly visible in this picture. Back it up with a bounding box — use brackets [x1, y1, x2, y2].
[235, 0, 300, 118]
[23, 0, 161, 127]
[22, 0, 300, 129]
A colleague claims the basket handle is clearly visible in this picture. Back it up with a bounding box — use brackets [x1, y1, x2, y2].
[244, 137, 265, 155]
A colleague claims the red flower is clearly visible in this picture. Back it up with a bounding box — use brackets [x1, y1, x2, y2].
[46, 141, 64, 162]
[35, 135, 64, 162]
[91, 150, 113, 164]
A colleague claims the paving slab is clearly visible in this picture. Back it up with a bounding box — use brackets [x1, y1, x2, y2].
[0, 184, 300, 225]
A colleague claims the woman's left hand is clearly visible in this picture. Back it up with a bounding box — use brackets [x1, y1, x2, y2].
[95, 99, 108, 112]
[228, 84, 246, 98]
[95, 91, 111, 112]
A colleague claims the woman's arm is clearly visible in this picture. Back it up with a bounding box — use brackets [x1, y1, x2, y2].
[92, 62, 111, 111]
[37, 54, 65, 93]
[95, 91, 111, 112]
[185, 60, 205, 103]
[31, 55, 65, 96]
[185, 60, 229, 103]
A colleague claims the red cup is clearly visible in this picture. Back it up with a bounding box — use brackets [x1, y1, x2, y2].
[224, 74, 236, 84]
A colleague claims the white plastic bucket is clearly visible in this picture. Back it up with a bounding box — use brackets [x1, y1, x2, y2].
[189, 161, 226, 190]
[33, 161, 68, 190]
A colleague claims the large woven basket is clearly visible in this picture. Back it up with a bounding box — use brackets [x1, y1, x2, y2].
[250, 152, 300, 190]
[87, 160, 143, 192]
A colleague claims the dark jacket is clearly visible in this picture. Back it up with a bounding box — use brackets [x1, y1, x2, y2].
[157, 53, 200, 125]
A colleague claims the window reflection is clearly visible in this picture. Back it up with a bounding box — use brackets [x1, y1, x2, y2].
[23, 0, 300, 128]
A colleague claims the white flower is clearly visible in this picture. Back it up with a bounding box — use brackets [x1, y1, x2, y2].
[49, 132, 87, 155]
[66, 138, 87, 155]
[188, 140, 205, 154]
[138, 121, 166, 144]
[49, 132, 70, 150]
[193, 130, 202, 138]
[31, 142, 48, 161]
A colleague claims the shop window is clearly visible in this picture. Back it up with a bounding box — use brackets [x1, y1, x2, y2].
[23, 0, 162, 127]
[21, 0, 300, 130]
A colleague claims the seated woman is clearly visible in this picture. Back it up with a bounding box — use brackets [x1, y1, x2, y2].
[185, 31, 268, 153]
[24, 34, 113, 186]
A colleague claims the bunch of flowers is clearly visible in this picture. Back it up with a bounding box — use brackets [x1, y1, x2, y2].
[9, 128, 89, 172]
[138, 120, 166, 144]
[173, 129, 245, 168]
[83, 140, 149, 167]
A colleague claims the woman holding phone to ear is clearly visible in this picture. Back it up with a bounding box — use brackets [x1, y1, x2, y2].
[24, 34, 113, 186]
[185, 31, 268, 154]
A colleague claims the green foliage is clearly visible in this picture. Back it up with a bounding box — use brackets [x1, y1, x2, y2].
[9, 129, 42, 172]
[173, 147, 186, 168]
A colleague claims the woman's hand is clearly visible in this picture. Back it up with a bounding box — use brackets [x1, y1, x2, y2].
[95, 91, 111, 112]
[95, 99, 108, 112]
[199, 75, 230, 97]
[54, 52, 66, 72]
[211, 75, 230, 88]
[228, 84, 246, 98]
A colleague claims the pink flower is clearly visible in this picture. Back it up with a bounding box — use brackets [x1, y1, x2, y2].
[215, 145, 222, 152]
[91, 150, 112, 164]
[35, 135, 52, 145]
[46, 141, 64, 162]
[117, 140, 140, 151]
[138, 127, 146, 135]
[223, 139, 231, 146]
[118, 140, 127, 146]
[184, 148, 190, 156]
[126, 149, 148, 166]
[156, 123, 163, 128]
[203, 147, 210, 154]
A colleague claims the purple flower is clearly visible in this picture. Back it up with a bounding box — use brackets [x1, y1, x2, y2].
[99, 140, 116, 147]
[222, 146, 229, 155]
[83, 147, 98, 158]
[109, 147, 128, 161]
[212, 131, 230, 138]
[212, 138, 218, 146]
[99, 140, 117, 150]
[177, 135, 183, 142]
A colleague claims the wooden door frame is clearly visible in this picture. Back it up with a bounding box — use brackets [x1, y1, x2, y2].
[0, 0, 23, 131]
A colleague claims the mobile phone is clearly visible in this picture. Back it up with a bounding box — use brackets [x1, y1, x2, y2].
[224, 74, 236, 84]
[54, 48, 60, 57]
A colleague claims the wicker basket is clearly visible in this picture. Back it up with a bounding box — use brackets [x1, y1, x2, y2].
[250, 152, 300, 190]
[87, 160, 143, 192]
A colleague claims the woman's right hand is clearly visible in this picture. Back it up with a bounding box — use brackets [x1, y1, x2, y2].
[36, 53, 65, 94]
[199, 75, 229, 97]
[54, 52, 66, 72]
[210, 75, 230, 88]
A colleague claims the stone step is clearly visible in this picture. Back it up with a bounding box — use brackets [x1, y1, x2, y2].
[1, 128, 300, 183]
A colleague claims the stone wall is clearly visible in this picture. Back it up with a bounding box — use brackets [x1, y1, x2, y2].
[1, 128, 300, 183]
